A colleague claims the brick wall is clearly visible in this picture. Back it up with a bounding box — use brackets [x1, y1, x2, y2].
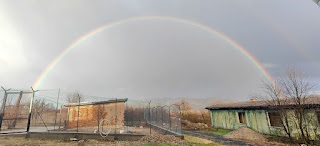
[67, 102, 125, 128]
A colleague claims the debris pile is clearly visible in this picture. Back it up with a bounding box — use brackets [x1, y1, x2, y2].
[224, 127, 266, 141]
[139, 134, 186, 144]
[182, 120, 208, 130]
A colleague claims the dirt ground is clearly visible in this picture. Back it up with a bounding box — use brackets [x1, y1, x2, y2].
[183, 135, 215, 144]
[65, 126, 160, 135]
[223, 127, 291, 146]
[224, 127, 266, 141]
[0, 134, 216, 146]
[185, 128, 292, 146]
[0, 137, 144, 146]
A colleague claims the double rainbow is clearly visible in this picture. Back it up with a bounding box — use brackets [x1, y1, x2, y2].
[33, 16, 273, 89]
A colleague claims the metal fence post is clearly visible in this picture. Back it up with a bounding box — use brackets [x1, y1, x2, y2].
[148, 101, 151, 135]
[66, 106, 69, 129]
[59, 105, 62, 130]
[126, 102, 128, 132]
[179, 104, 183, 134]
[169, 106, 171, 130]
[54, 89, 60, 130]
[27, 87, 37, 132]
[97, 105, 100, 132]
[155, 107, 158, 126]
[161, 107, 164, 128]
[114, 98, 118, 140]
[131, 108, 133, 126]
[115, 98, 117, 133]
[77, 94, 80, 133]
[0, 87, 10, 131]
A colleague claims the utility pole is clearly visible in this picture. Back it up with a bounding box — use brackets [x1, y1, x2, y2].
[54, 89, 60, 130]
[0, 87, 10, 131]
[27, 87, 38, 132]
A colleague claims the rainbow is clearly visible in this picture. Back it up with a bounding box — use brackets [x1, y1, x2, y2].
[240, 3, 320, 74]
[33, 16, 274, 89]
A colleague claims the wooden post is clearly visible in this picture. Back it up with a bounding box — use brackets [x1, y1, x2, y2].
[12, 91, 23, 128]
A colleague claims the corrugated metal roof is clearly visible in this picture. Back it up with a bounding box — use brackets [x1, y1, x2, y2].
[64, 98, 128, 107]
[205, 97, 320, 110]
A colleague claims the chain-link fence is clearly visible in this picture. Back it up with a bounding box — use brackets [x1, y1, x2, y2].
[144, 104, 183, 134]
[0, 89, 32, 133]
[0, 88, 183, 136]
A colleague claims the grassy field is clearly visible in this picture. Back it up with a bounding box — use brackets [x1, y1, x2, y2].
[201, 128, 231, 135]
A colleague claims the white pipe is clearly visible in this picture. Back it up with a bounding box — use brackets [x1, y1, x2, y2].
[99, 119, 111, 137]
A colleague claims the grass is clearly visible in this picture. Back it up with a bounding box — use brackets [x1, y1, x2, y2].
[201, 128, 231, 135]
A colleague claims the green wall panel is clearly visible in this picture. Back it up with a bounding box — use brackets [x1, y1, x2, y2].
[210, 109, 320, 139]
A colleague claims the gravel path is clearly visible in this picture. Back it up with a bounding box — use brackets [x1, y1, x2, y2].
[183, 129, 264, 146]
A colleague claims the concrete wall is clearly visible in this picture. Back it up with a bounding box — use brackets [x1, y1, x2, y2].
[147, 122, 184, 139]
[67, 102, 125, 128]
[210, 109, 320, 138]
[26, 132, 144, 141]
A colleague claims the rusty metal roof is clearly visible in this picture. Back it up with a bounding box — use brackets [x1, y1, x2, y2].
[64, 98, 128, 107]
[205, 97, 320, 110]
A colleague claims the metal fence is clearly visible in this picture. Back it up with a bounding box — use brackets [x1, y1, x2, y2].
[0, 88, 183, 136]
[144, 104, 183, 134]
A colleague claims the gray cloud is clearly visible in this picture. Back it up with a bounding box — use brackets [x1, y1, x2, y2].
[0, 0, 319, 101]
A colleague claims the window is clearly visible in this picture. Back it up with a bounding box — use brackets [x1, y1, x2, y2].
[238, 112, 246, 124]
[268, 112, 282, 127]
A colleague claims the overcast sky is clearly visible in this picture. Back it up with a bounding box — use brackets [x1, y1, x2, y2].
[1, 0, 320, 101]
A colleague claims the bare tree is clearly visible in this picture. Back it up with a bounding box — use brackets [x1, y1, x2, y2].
[260, 67, 319, 144]
[66, 92, 83, 103]
[258, 75, 293, 141]
[31, 99, 55, 125]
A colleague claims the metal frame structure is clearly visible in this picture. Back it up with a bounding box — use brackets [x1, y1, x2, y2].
[0, 87, 37, 132]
